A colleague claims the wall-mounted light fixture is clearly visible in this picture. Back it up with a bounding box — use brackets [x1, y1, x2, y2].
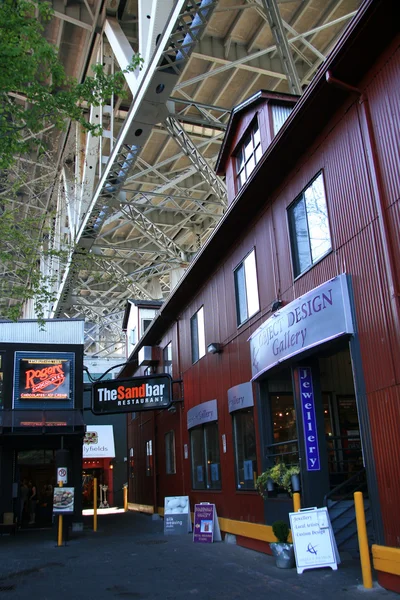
[271, 299, 283, 312]
[207, 342, 222, 354]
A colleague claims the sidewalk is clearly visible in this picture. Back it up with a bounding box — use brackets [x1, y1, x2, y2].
[0, 510, 397, 599]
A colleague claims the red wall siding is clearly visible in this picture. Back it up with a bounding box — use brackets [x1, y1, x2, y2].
[128, 34, 400, 543]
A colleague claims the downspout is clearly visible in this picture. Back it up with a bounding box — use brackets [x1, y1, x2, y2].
[326, 71, 394, 546]
[176, 318, 185, 495]
[326, 71, 400, 382]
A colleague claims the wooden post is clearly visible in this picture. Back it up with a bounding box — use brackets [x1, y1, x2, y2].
[93, 477, 98, 532]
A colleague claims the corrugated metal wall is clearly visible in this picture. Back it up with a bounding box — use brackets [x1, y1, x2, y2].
[0, 320, 85, 345]
[127, 34, 400, 540]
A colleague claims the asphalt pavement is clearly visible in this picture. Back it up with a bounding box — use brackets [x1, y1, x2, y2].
[0, 509, 397, 600]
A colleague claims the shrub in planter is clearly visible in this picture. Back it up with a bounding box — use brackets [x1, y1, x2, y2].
[270, 520, 295, 569]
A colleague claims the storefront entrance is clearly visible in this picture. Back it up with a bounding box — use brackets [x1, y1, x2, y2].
[261, 347, 364, 518]
[16, 449, 56, 527]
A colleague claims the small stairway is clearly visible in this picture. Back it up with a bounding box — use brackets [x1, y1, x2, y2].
[324, 469, 374, 558]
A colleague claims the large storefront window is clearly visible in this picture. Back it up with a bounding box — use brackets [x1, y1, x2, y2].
[267, 390, 299, 469]
[232, 409, 257, 489]
[190, 422, 221, 490]
[165, 430, 176, 474]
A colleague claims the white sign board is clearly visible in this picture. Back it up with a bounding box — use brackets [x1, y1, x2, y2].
[289, 507, 340, 574]
[249, 275, 354, 380]
[164, 496, 192, 535]
[57, 467, 68, 484]
[83, 425, 115, 458]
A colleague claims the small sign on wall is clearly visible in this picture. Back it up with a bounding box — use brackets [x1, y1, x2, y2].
[57, 467, 68, 484]
[222, 434, 227, 453]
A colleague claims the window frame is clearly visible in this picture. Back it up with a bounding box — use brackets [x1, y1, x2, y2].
[141, 318, 152, 335]
[145, 440, 153, 477]
[233, 248, 260, 327]
[190, 422, 221, 490]
[287, 171, 332, 279]
[165, 430, 176, 475]
[235, 119, 262, 192]
[232, 408, 257, 491]
[190, 306, 206, 364]
[163, 341, 173, 375]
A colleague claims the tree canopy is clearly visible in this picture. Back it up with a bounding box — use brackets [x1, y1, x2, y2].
[0, 0, 142, 320]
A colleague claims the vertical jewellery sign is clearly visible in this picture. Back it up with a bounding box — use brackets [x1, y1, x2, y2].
[299, 367, 320, 471]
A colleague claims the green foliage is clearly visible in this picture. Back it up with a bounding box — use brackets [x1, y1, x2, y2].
[272, 520, 290, 543]
[0, 0, 143, 320]
[255, 463, 300, 497]
[0, 0, 143, 169]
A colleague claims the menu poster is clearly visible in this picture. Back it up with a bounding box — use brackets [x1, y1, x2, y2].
[53, 487, 75, 513]
[164, 496, 192, 535]
[193, 503, 221, 543]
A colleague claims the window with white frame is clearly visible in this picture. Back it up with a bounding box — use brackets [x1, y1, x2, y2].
[236, 121, 262, 191]
[190, 422, 221, 490]
[145, 440, 153, 476]
[163, 342, 172, 375]
[141, 318, 152, 335]
[234, 249, 260, 326]
[165, 430, 176, 474]
[190, 306, 205, 364]
[232, 409, 257, 490]
[271, 104, 293, 136]
[288, 172, 331, 278]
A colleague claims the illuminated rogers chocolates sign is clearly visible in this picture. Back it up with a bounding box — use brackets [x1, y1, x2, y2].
[19, 357, 71, 399]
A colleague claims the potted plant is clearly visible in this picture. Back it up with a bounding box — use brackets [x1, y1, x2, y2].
[256, 463, 300, 497]
[270, 520, 295, 569]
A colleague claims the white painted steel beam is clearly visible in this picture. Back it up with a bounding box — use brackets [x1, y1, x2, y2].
[51, 0, 218, 318]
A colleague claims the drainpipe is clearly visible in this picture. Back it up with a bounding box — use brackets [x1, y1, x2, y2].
[326, 71, 400, 382]
[176, 318, 185, 495]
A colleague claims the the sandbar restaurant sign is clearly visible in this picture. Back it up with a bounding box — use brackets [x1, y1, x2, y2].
[250, 275, 354, 380]
[92, 374, 172, 415]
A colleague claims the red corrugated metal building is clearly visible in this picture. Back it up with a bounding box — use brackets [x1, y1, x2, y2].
[120, 0, 400, 591]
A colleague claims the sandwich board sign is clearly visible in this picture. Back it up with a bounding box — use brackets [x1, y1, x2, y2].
[193, 503, 221, 543]
[289, 507, 340, 574]
[164, 496, 192, 535]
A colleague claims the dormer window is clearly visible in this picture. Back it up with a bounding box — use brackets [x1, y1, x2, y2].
[271, 104, 293, 136]
[236, 121, 262, 191]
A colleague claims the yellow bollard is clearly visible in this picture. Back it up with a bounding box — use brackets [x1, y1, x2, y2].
[57, 481, 63, 547]
[123, 485, 128, 512]
[354, 491, 373, 589]
[93, 477, 97, 532]
[293, 492, 301, 512]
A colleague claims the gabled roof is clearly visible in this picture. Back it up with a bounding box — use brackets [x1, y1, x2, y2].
[215, 90, 299, 175]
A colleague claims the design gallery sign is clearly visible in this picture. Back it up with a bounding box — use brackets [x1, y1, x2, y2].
[187, 399, 217, 430]
[83, 425, 115, 458]
[249, 275, 354, 380]
[92, 374, 172, 415]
